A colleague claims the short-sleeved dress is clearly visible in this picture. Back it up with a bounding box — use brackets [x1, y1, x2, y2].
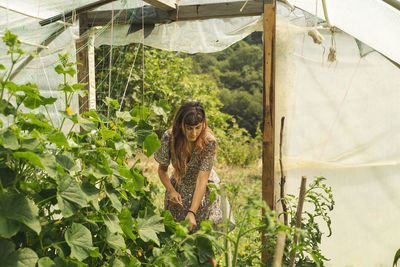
[154, 129, 224, 231]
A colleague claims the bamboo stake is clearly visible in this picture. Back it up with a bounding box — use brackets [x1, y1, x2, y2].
[272, 231, 287, 267]
[289, 176, 307, 267]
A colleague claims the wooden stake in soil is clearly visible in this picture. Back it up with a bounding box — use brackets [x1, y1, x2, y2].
[272, 231, 287, 267]
[289, 176, 307, 267]
[279, 116, 288, 225]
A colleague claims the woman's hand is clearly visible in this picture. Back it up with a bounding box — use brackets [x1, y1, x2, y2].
[168, 190, 183, 207]
[185, 212, 197, 231]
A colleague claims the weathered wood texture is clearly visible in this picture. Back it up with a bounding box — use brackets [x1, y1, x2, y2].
[272, 231, 287, 267]
[289, 176, 307, 267]
[262, 2, 276, 262]
[86, 1, 264, 26]
[262, 3, 276, 212]
[169, 1, 263, 20]
[144, 0, 177, 10]
[77, 14, 90, 114]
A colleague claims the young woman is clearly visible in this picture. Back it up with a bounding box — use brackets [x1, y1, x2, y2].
[154, 101, 224, 233]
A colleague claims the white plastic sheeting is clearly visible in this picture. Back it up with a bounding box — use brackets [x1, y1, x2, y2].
[276, 17, 400, 266]
[292, 0, 400, 65]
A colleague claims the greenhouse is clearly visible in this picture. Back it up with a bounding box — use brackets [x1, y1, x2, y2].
[0, 0, 399, 266]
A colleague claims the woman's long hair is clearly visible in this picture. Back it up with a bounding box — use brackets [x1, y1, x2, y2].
[171, 101, 210, 183]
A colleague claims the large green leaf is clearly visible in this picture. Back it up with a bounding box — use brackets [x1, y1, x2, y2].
[77, 115, 98, 131]
[37, 257, 56, 267]
[105, 184, 122, 212]
[0, 216, 21, 238]
[136, 120, 153, 144]
[48, 132, 69, 148]
[65, 223, 96, 261]
[119, 208, 136, 242]
[81, 183, 100, 211]
[13, 151, 43, 168]
[0, 239, 39, 266]
[1, 129, 19, 150]
[103, 214, 122, 234]
[20, 138, 41, 151]
[4, 248, 39, 267]
[0, 194, 41, 235]
[116, 111, 132, 122]
[195, 236, 215, 263]
[100, 127, 116, 140]
[143, 132, 161, 157]
[0, 99, 17, 116]
[81, 165, 108, 179]
[137, 214, 165, 246]
[105, 229, 125, 250]
[57, 175, 87, 217]
[0, 239, 15, 260]
[39, 154, 58, 177]
[23, 95, 57, 109]
[56, 152, 76, 171]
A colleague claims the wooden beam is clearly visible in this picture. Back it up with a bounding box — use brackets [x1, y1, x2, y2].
[144, 0, 176, 10]
[76, 13, 90, 114]
[169, 1, 264, 21]
[262, 0, 276, 263]
[86, 1, 264, 26]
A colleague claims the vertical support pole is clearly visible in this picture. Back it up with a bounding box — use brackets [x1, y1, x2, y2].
[88, 27, 100, 111]
[76, 13, 90, 114]
[262, 0, 276, 263]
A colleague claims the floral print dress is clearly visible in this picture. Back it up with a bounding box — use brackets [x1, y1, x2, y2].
[154, 129, 223, 231]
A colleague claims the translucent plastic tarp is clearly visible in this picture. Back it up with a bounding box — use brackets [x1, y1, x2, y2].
[275, 17, 400, 266]
[292, 0, 400, 65]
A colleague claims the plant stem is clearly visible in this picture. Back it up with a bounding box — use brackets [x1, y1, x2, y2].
[44, 106, 55, 128]
[0, 180, 4, 193]
[36, 195, 56, 206]
[43, 241, 67, 251]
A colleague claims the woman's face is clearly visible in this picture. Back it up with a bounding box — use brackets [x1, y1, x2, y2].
[183, 123, 203, 143]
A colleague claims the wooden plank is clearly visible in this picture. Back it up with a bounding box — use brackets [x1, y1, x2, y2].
[86, 1, 264, 26]
[87, 9, 132, 26]
[169, 1, 263, 20]
[144, 0, 176, 10]
[262, 1, 276, 263]
[77, 13, 90, 114]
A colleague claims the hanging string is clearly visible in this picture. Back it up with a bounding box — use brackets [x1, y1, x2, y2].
[107, 1, 115, 118]
[119, 43, 141, 111]
[318, 56, 363, 160]
[141, 0, 145, 121]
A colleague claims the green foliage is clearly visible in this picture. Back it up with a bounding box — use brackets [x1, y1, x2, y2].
[0, 31, 218, 266]
[95, 43, 260, 167]
[95, 44, 231, 135]
[280, 177, 335, 266]
[393, 248, 400, 267]
[216, 176, 334, 266]
[217, 124, 261, 167]
[191, 36, 263, 136]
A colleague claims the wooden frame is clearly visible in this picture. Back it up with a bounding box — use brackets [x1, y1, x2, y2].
[77, 0, 277, 263]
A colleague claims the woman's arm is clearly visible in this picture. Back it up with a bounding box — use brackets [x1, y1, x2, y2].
[186, 170, 210, 230]
[158, 165, 182, 207]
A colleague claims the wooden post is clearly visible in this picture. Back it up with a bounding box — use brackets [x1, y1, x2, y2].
[272, 231, 287, 267]
[289, 176, 307, 267]
[76, 13, 90, 114]
[262, 0, 276, 262]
